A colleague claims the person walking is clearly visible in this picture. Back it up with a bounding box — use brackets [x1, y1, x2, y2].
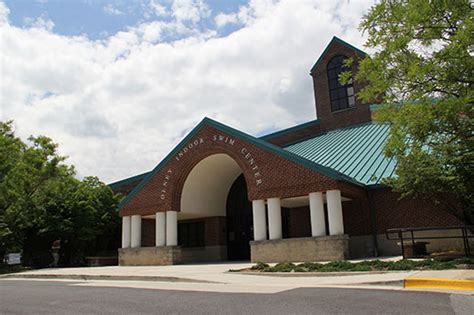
[50, 239, 61, 267]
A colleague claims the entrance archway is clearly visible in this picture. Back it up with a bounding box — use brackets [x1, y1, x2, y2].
[179, 153, 252, 261]
[226, 174, 252, 260]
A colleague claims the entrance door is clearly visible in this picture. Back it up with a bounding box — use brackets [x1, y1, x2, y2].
[226, 174, 252, 260]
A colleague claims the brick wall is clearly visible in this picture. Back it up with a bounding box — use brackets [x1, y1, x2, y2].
[285, 187, 460, 240]
[342, 198, 372, 236]
[142, 219, 155, 247]
[179, 216, 227, 246]
[311, 41, 372, 132]
[287, 206, 311, 238]
[140, 216, 227, 247]
[372, 188, 461, 233]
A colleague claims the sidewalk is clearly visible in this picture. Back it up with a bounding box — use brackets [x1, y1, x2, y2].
[1, 262, 473, 294]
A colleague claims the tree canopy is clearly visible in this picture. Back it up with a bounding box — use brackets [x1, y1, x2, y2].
[0, 121, 120, 267]
[348, 0, 473, 224]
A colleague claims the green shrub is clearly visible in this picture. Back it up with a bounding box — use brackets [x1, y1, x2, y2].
[251, 262, 270, 271]
[299, 262, 324, 271]
[272, 262, 297, 272]
[246, 257, 474, 273]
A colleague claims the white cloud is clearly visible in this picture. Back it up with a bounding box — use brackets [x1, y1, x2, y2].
[214, 12, 238, 28]
[149, 0, 167, 17]
[103, 4, 123, 16]
[171, 0, 210, 24]
[0, 0, 375, 183]
[23, 15, 55, 31]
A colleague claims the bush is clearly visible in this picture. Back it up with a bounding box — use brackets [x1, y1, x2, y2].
[251, 262, 270, 271]
[245, 257, 474, 273]
[271, 263, 297, 272]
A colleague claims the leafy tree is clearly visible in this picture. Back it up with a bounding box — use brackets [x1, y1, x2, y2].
[0, 121, 120, 267]
[345, 0, 473, 224]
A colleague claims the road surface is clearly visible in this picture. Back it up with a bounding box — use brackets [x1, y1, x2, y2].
[0, 280, 473, 314]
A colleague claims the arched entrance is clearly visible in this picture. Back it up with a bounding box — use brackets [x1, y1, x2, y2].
[179, 153, 252, 261]
[226, 174, 252, 260]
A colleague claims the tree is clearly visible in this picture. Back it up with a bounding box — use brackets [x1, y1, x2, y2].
[0, 121, 121, 267]
[347, 0, 473, 224]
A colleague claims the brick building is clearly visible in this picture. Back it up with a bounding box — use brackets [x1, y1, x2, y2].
[110, 37, 462, 265]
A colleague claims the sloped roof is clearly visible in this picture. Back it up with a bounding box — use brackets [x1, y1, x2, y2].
[115, 117, 365, 209]
[310, 36, 367, 74]
[109, 171, 149, 190]
[284, 122, 396, 185]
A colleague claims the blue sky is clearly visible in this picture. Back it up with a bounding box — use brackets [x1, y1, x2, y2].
[1, 0, 374, 182]
[5, 0, 247, 39]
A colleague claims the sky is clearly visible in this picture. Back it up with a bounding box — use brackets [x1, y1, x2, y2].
[0, 0, 375, 183]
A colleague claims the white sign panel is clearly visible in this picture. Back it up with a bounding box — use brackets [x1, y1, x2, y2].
[5, 253, 21, 265]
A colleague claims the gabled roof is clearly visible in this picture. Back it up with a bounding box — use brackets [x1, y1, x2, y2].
[260, 119, 320, 141]
[117, 117, 365, 210]
[310, 36, 367, 74]
[284, 122, 396, 185]
[109, 171, 150, 190]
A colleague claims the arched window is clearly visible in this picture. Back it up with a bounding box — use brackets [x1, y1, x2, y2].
[327, 55, 355, 112]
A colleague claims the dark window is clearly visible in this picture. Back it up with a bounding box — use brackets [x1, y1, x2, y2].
[178, 221, 205, 247]
[327, 55, 355, 112]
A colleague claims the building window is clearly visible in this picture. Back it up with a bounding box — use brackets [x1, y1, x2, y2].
[178, 221, 205, 247]
[327, 55, 355, 112]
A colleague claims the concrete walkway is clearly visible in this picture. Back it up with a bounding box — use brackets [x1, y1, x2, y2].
[2, 262, 473, 294]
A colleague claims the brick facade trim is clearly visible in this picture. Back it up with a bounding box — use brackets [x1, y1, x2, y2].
[118, 118, 365, 217]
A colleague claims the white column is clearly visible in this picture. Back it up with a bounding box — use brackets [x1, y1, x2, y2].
[166, 211, 178, 246]
[252, 200, 267, 241]
[327, 190, 344, 235]
[267, 197, 282, 240]
[122, 216, 131, 248]
[130, 215, 142, 248]
[309, 192, 326, 237]
[155, 212, 166, 246]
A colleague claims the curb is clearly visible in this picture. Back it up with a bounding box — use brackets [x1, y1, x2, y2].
[0, 273, 219, 284]
[404, 278, 474, 291]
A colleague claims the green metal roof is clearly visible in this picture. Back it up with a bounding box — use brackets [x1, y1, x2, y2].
[284, 122, 396, 185]
[109, 171, 150, 190]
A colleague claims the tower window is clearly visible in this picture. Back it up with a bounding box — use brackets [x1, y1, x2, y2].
[327, 55, 355, 112]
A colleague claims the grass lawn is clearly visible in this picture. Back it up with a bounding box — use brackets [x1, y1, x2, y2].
[230, 257, 474, 273]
